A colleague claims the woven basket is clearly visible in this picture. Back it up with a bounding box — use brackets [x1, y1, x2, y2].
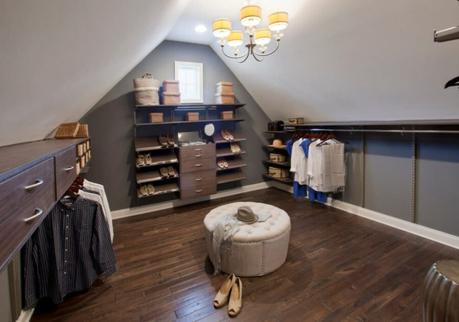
[55, 122, 80, 139]
[75, 124, 89, 138]
[133, 73, 160, 106]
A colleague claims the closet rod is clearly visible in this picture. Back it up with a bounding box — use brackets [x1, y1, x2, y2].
[302, 128, 459, 134]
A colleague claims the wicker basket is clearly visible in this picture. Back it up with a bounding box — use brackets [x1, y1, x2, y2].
[215, 93, 235, 104]
[163, 80, 180, 93]
[187, 112, 199, 121]
[216, 81, 234, 95]
[221, 111, 234, 120]
[55, 122, 80, 139]
[162, 92, 181, 105]
[133, 73, 160, 106]
[149, 113, 163, 123]
[75, 124, 89, 138]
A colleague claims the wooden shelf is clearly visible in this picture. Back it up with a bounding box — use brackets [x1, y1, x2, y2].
[216, 148, 246, 158]
[264, 144, 288, 152]
[217, 160, 247, 172]
[263, 174, 293, 184]
[264, 130, 293, 134]
[136, 170, 179, 184]
[136, 118, 244, 127]
[136, 152, 178, 168]
[137, 182, 179, 198]
[135, 137, 176, 152]
[263, 160, 290, 168]
[214, 136, 247, 144]
[217, 171, 246, 185]
[135, 103, 245, 110]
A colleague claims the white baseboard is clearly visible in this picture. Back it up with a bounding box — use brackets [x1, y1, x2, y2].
[330, 199, 459, 250]
[112, 182, 270, 220]
[16, 309, 34, 322]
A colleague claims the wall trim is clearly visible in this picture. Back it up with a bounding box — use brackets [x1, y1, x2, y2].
[16, 309, 34, 322]
[112, 182, 270, 220]
[330, 199, 459, 250]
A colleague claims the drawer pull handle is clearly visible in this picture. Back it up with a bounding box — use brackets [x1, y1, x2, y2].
[194, 154, 202, 158]
[195, 189, 203, 193]
[24, 179, 44, 191]
[24, 208, 44, 222]
[195, 178, 202, 181]
[64, 166, 75, 172]
[195, 164, 202, 167]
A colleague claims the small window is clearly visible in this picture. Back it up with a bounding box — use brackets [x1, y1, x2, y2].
[175, 61, 203, 103]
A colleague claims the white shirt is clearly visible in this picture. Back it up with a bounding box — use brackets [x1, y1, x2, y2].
[290, 139, 308, 185]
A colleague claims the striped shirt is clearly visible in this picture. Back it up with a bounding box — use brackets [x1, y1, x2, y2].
[22, 197, 116, 309]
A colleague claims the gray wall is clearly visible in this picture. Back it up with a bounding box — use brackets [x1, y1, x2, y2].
[81, 41, 270, 211]
[337, 132, 459, 237]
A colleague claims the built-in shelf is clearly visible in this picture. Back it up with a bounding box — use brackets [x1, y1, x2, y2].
[135, 137, 177, 152]
[263, 145, 288, 152]
[136, 118, 244, 127]
[136, 170, 179, 184]
[263, 160, 290, 168]
[216, 148, 246, 158]
[137, 182, 179, 198]
[264, 130, 293, 134]
[263, 174, 293, 184]
[217, 160, 247, 172]
[214, 137, 247, 144]
[135, 103, 245, 110]
[217, 171, 246, 185]
[136, 152, 178, 168]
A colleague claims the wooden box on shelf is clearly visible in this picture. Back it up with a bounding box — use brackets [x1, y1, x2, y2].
[163, 80, 180, 93]
[162, 92, 181, 105]
[186, 112, 200, 121]
[215, 93, 235, 104]
[216, 81, 233, 95]
[270, 153, 286, 163]
[149, 112, 164, 123]
[268, 167, 289, 178]
[221, 111, 234, 120]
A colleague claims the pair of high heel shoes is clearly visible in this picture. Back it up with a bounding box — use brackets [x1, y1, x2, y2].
[158, 135, 175, 147]
[213, 274, 242, 317]
[137, 184, 155, 197]
[221, 130, 234, 141]
[159, 166, 176, 178]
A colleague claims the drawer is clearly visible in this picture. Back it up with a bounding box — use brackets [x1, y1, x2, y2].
[55, 146, 77, 198]
[0, 158, 55, 271]
[180, 157, 215, 174]
[180, 170, 216, 199]
[179, 144, 215, 161]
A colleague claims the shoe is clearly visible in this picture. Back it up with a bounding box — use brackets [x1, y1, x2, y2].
[167, 135, 175, 147]
[167, 166, 175, 177]
[224, 161, 229, 168]
[228, 276, 242, 317]
[145, 154, 152, 165]
[214, 274, 236, 308]
[221, 130, 230, 141]
[158, 136, 168, 147]
[147, 184, 155, 195]
[159, 167, 169, 178]
[136, 155, 145, 167]
[225, 130, 234, 141]
[138, 185, 148, 198]
[230, 143, 241, 154]
[217, 160, 225, 169]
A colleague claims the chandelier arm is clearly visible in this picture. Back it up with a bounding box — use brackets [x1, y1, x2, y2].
[220, 45, 249, 60]
[251, 50, 264, 62]
[255, 40, 281, 57]
[238, 46, 252, 63]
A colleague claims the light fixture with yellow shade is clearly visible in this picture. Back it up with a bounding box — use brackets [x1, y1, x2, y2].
[212, 2, 289, 63]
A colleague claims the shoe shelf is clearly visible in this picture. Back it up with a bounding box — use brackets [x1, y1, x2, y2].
[263, 160, 290, 168]
[137, 182, 180, 199]
[135, 138, 177, 152]
[136, 152, 178, 169]
[262, 174, 293, 184]
[214, 136, 247, 145]
[263, 144, 288, 151]
[135, 103, 245, 110]
[136, 118, 244, 127]
[217, 170, 246, 185]
[217, 159, 247, 172]
[136, 170, 179, 184]
[216, 148, 246, 158]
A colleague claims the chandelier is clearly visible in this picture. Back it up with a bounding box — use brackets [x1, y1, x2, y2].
[212, 4, 288, 63]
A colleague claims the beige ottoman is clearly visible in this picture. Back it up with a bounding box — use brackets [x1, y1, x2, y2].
[204, 202, 291, 277]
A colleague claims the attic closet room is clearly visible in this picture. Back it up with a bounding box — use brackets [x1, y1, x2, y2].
[4, 1, 459, 322]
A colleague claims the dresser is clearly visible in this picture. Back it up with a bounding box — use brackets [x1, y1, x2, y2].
[179, 143, 216, 199]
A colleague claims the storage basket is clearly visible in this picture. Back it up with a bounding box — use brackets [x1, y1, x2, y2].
[270, 153, 286, 163]
[75, 124, 89, 138]
[186, 112, 199, 121]
[133, 73, 160, 106]
[149, 113, 163, 123]
[215, 93, 235, 104]
[163, 80, 180, 93]
[221, 111, 234, 120]
[55, 122, 80, 139]
[216, 81, 234, 95]
[268, 167, 289, 178]
[162, 92, 181, 105]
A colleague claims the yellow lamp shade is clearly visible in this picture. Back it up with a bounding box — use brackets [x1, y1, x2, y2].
[212, 19, 232, 38]
[240, 5, 262, 27]
[254, 28, 272, 46]
[268, 11, 289, 32]
[227, 30, 244, 47]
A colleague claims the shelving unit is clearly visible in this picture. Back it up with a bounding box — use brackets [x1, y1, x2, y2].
[263, 160, 290, 168]
[263, 129, 293, 186]
[263, 174, 293, 184]
[133, 102, 246, 202]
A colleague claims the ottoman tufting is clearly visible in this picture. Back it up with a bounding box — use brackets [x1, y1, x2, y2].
[204, 202, 291, 277]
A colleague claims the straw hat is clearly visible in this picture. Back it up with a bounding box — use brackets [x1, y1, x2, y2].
[272, 139, 283, 147]
[236, 206, 258, 224]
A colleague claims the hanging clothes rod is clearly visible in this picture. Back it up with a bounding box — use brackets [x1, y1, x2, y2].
[302, 128, 459, 134]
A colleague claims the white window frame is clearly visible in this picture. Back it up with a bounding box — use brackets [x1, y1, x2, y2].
[174, 61, 204, 104]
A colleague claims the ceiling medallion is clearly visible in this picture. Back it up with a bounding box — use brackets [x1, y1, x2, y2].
[212, 4, 288, 63]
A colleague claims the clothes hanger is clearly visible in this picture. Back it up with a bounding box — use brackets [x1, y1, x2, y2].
[445, 76, 459, 89]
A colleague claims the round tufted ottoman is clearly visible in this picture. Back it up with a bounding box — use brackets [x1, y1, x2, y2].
[204, 202, 291, 277]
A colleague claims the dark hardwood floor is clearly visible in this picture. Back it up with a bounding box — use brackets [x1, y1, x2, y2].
[32, 188, 459, 322]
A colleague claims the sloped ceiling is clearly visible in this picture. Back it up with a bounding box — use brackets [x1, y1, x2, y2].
[168, 0, 459, 122]
[0, 0, 189, 146]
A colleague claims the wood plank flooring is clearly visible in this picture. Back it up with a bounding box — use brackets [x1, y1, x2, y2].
[32, 188, 459, 321]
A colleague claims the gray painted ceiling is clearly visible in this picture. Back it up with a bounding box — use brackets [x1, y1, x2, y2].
[0, 0, 189, 146]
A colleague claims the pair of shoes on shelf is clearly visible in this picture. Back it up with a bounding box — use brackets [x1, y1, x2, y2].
[137, 184, 155, 197]
[159, 166, 176, 178]
[137, 154, 152, 167]
[230, 143, 241, 154]
[217, 160, 229, 169]
[158, 135, 175, 147]
[213, 274, 242, 317]
[221, 130, 234, 141]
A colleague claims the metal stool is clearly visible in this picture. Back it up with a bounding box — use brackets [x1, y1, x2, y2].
[423, 260, 459, 322]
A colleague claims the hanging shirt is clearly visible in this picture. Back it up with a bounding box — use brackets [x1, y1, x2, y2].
[290, 139, 308, 185]
[83, 179, 113, 242]
[22, 197, 116, 309]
